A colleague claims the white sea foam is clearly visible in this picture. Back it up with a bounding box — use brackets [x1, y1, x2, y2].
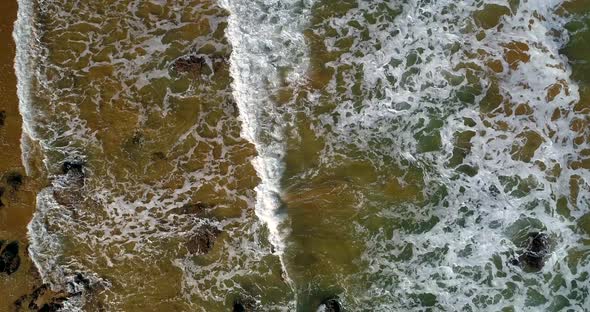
[13, 0, 38, 177]
[15, 0, 297, 309]
[293, 0, 589, 310]
[14, 0, 589, 309]
[13, 0, 66, 292]
[220, 0, 314, 290]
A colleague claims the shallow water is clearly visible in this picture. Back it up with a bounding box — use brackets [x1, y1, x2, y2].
[9, 0, 590, 311]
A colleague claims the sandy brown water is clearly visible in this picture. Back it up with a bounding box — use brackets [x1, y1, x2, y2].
[0, 0, 46, 310]
[2, 0, 590, 311]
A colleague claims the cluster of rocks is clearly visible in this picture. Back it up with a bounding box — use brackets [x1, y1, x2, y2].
[169, 202, 212, 217]
[172, 55, 207, 75]
[172, 54, 228, 76]
[13, 270, 104, 312]
[318, 298, 342, 312]
[166, 201, 220, 255]
[13, 284, 69, 312]
[61, 161, 84, 177]
[233, 297, 257, 312]
[52, 161, 85, 208]
[0, 170, 24, 208]
[186, 224, 221, 255]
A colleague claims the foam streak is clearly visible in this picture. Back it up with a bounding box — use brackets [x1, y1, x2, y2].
[220, 0, 313, 291]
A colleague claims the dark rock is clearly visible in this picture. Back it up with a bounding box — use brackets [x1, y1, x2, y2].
[170, 202, 212, 216]
[173, 55, 207, 74]
[233, 302, 246, 312]
[29, 284, 51, 308]
[319, 298, 342, 312]
[0, 110, 5, 127]
[74, 272, 91, 288]
[187, 225, 221, 255]
[509, 232, 550, 271]
[68, 272, 92, 294]
[151, 152, 166, 161]
[527, 232, 549, 254]
[38, 302, 64, 312]
[14, 284, 72, 312]
[519, 232, 550, 270]
[62, 161, 84, 175]
[5, 171, 23, 190]
[13, 295, 25, 310]
[508, 258, 520, 266]
[0, 186, 4, 207]
[233, 297, 257, 312]
[0, 241, 21, 275]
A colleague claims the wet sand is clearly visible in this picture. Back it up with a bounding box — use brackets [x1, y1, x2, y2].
[0, 0, 43, 310]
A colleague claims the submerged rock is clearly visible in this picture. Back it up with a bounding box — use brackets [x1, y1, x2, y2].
[187, 225, 221, 255]
[520, 232, 550, 270]
[62, 161, 84, 176]
[510, 232, 550, 271]
[0, 110, 5, 127]
[67, 272, 92, 295]
[5, 171, 23, 191]
[0, 240, 21, 275]
[169, 202, 212, 216]
[58, 161, 85, 192]
[0, 186, 4, 207]
[151, 151, 166, 161]
[37, 303, 64, 312]
[13, 284, 69, 312]
[173, 55, 207, 74]
[233, 297, 257, 312]
[14, 271, 106, 311]
[318, 298, 342, 312]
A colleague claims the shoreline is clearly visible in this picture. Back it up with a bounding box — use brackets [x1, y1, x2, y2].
[0, 0, 43, 309]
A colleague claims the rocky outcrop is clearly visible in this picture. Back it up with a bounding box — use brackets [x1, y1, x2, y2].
[172, 54, 228, 76]
[319, 298, 342, 312]
[509, 232, 550, 271]
[13, 284, 69, 312]
[169, 202, 213, 216]
[519, 232, 550, 270]
[233, 297, 257, 312]
[0, 240, 21, 275]
[173, 55, 207, 74]
[13, 271, 107, 312]
[61, 161, 84, 177]
[187, 225, 221, 255]
[5, 171, 23, 191]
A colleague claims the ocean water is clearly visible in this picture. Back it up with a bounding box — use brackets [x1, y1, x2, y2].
[12, 0, 590, 311]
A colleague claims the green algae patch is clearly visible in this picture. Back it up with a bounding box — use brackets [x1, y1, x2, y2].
[473, 4, 511, 30]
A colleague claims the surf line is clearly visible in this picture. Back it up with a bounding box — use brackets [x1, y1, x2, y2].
[220, 0, 313, 296]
